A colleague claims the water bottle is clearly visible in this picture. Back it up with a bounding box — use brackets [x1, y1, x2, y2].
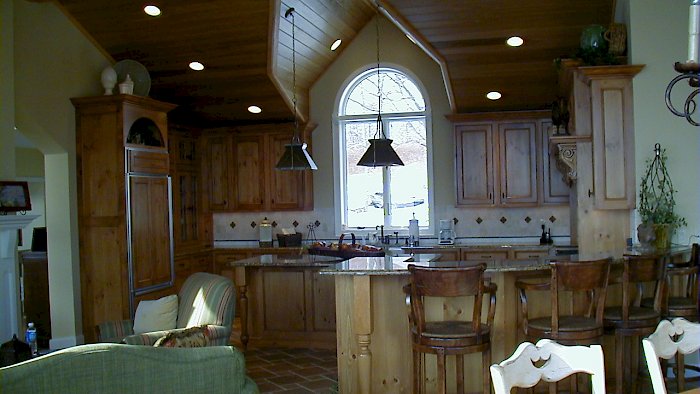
[25, 322, 38, 356]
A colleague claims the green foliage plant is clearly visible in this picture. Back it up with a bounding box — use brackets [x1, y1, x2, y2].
[638, 144, 687, 228]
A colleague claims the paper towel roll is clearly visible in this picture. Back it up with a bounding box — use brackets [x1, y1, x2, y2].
[689, 3, 700, 62]
[409, 218, 419, 241]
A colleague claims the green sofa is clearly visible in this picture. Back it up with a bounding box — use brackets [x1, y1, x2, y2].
[0, 343, 259, 393]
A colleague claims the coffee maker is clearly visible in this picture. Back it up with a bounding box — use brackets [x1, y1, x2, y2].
[438, 219, 456, 245]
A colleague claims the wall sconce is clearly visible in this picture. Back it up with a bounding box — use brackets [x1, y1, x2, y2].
[665, 0, 699, 126]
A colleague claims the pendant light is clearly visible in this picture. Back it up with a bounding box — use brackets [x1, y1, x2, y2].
[357, 12, 404, 167]
[276, 8, 318, 170]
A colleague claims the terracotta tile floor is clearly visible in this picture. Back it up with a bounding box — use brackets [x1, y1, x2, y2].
[244, 347, 338, 393]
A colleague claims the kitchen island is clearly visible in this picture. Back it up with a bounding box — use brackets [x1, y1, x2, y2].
[320, 255, 552, 394]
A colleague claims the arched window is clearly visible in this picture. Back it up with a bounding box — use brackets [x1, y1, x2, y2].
[336, 67, 432, 232]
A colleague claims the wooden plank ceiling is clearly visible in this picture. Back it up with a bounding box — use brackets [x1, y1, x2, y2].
[57, 0, 612, 127]
[381, 0, 614, 113]
[57, 0, 375, 128]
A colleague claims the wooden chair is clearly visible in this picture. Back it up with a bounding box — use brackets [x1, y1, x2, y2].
[406, 263, 497, 394]
[641, 244, 700, 391]
[642, 318, 700, 394]
[663, 243, 699, 321]
[516, 258, 612, 345]
[490, 339, 607, 394]
[603, 254, 665, 394]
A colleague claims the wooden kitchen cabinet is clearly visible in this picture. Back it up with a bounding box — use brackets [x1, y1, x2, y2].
[174, 252, 211, 291]
[452, 111, 567, 207]
[202, 125, 312, 212]
[72, 94, 176, 342]
[461, 249, 509, 260]
[170, 130, 203, 249]
[540, 120, 570, 204]
[454, 117, 537, 206]
[203, 134, 234, 211]
[402, 247, 460, 261]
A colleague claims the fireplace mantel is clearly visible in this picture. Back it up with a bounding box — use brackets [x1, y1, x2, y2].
[0, 214, 39, 342]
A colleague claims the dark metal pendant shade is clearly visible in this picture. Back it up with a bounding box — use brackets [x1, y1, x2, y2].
[276, 142, 318, 170]
[357, 138, 404, 167]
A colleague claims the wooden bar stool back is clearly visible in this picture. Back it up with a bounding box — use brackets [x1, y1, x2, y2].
[517, 258, 612, 345]
[664, 243, 699, 321]
[407, 263, 497, 394]
[604, 254, 666, 394]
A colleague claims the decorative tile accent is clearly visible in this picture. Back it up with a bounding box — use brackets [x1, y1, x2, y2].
[271, 221, 277, 228]
[292, 220, 299, 228]
[251, 221, 257, 228]
[500, 216, 507, 224]
[229, 221, 236, 229]
[452, 218, 459, 225]
[476, 217, 483, 224]
[524, 216, 531, 223]
[549, 215, 557, 223]
[314, 220, 321, 227]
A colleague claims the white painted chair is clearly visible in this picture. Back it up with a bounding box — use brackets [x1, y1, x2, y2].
[642, 318, 700, 394]
[490, 339, 607, 394]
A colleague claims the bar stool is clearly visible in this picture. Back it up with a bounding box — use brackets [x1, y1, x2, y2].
[642, 243, 699, 391]
[516, 258, 611, 392]
[406, 263, 497, 394]
[516, 258, 611, 345]
[604, 254, 665, 394]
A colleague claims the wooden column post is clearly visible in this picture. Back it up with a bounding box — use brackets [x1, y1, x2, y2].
[353, 275, 372, 394]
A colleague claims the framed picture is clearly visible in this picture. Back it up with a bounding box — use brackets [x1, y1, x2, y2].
[0, 181, 32, 213]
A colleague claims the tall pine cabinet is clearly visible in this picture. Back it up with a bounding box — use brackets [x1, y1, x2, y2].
[72, 95, 176, 342]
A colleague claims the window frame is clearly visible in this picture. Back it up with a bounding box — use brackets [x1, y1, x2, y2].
[332, 64, 434, 236]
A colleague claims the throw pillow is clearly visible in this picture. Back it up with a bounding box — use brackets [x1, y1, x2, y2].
[153, 325, 210, 348]
[132, 294, 178, 334]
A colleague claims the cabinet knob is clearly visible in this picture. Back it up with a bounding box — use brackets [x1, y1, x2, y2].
[588, 189, 593, 198]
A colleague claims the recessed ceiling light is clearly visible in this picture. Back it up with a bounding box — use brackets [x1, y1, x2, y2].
[189, 62, 204, 71]
[506, 36, 524, 47]
[330, 39, 342, 51]
[248, 105, 262, 114]
[486, 91, 502, 100]
[143, 5, 161, 17]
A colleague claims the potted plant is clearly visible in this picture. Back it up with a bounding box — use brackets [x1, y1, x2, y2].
[638, 144, 686, 249]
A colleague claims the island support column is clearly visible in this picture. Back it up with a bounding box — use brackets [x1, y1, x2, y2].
[354, 276, 372, 394]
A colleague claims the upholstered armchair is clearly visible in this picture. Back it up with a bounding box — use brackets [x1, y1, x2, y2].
[96, 272, 236, 346]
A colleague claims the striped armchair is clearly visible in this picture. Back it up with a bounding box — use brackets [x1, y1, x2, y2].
[96, 272, 236, 346]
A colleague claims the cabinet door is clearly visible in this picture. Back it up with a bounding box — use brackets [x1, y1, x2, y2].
[590, 77, 635, 209]
[498, 122, 537, 204]
[205, 135, 232, 211]
[261, 270, 306, 331]
[311, 272, 336, 331]
[233, 135, 266, 210]
[173, 171, 200, 249]
[455, 123, 495, 205]
[129, 175, 173, 293]
[540, 120, 570, 204]
[268, 132, 305, 210]
[461, 250, 509, 260]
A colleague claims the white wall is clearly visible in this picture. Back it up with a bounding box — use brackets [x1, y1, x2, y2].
[13, 0, 111, 347]
[628, 0, 700, 244]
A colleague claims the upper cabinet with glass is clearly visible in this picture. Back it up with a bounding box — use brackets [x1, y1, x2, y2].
[120, 95, 176, 150]
[127, 118, 164, 147]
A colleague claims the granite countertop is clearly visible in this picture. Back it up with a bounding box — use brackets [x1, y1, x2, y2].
[320, 255, 552, 275]
[224, 253, 345, 267]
